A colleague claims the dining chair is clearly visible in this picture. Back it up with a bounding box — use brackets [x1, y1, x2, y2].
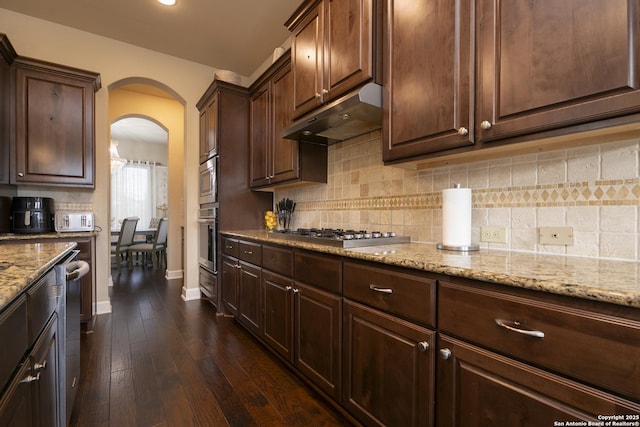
[110, 217, 139, 269]
[127, 217, 168, 270]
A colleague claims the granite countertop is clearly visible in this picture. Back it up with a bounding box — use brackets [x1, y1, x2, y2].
[0, 242, 77, 310]
[0, 231, 98, 241]
[223, 230, 640, 309]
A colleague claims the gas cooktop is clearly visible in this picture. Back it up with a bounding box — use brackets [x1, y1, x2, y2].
[269, 228, 410, 248]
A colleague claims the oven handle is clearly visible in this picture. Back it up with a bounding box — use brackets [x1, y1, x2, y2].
[66, 260, 90, 281]
[198, 218, 216, 225]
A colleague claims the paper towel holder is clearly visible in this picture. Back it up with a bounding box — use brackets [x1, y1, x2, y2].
[437, 183, 479, 252]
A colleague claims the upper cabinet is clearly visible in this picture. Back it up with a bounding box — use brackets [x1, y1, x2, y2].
[198, 91, 218, 163]
[12, 57, 100, 187]
[384, 0, 640, 164]
[286, 0, 379, 119]
[0, 35, 17, 185]
[383, 0, 473, 162]
[249, 52, 327, 190]
[476, 0, 640, 142]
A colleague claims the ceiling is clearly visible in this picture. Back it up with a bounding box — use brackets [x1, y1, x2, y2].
[0, 0, 300, 76]
[111, 117, 168, 145]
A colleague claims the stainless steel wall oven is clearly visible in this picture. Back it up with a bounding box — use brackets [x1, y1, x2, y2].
[198, 205, 218, 273]
[199, 156, 218, 205]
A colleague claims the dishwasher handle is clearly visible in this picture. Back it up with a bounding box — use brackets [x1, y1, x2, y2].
[66, 260, 90, 281]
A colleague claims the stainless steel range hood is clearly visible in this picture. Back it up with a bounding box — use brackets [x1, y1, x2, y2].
[281, 82, 382, 145]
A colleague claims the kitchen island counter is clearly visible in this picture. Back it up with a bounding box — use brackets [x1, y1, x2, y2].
[222, 229, 640, 309]
[0, 242, 77, 310]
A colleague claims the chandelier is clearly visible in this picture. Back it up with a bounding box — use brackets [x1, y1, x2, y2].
[110, 141, 126, 173]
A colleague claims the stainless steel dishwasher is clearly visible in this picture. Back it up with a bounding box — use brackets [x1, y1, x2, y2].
[55, 252, 89, 427]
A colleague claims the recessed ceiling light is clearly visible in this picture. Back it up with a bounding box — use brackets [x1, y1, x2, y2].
[158, 0, 176, 5]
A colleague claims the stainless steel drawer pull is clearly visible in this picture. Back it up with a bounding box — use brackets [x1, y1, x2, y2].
[495, 319, 545, 339]
[369, 284, 393, 294]
[243, 250, 253, 255]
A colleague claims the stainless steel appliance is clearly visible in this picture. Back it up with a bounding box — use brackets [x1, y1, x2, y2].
[198, 206, 218, 273]
[199, 156, 218, 205]
[11, 197, 55, 233]
[55, 212, 95, 232]
[54, 252, 89, 427]
[270, 228, 410, 248]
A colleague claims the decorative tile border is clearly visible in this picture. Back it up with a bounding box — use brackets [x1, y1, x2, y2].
[295, 178, 640, 211]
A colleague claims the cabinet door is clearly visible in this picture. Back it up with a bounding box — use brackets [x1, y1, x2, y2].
[291, 1, 324, 118]
[0, 360, 33, 427]
[270, 64, 299, 185]
[221, 255, 239, 315]
[31, 314, 60, 427]
[476, 0, 640, 142]
[0, 38, 10, 185]
[324, 0, 374, 101]
[383, 0, 473, 162]
[343, 300, 435, 427]
[262, 270, 294, 363]
[237, 262, 262, 336]
[437, 334, 640, 426]
[295, 282, 342, 401]
[14, 63, 96, 187]
[199, 94, 218, 163]
[249, 82, 270, 187]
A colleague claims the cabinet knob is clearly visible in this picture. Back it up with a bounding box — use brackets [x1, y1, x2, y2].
[18, 172, 24, 177]
[20, 373, 40, 384]
[33, 361, 47, 372]
[285, 286, 292, 292]
[480, 120, 492, 130]
[315, 93, 322, 98]
[292, 288, 300, 294]
[439, 348, 452, 360]
[417, 341, 430, 352]
[322, 88, 329, 94]
[457, 127, 469, 136]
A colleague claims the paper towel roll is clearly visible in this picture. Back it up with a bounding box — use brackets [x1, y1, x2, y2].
[442, 186, 472, 247]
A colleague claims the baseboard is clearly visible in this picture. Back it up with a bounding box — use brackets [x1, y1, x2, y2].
[181, 286, 201, 301]
[95, 300, 112, 315]
[165, 269, 183, 280]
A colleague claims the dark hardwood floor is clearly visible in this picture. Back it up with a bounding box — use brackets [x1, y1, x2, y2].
[69, 267, 353, 427]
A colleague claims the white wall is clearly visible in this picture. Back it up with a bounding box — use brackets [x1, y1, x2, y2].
[0, 9, 217, 312]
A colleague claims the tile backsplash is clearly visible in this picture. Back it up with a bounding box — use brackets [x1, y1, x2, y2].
[275, 131, 640, 261]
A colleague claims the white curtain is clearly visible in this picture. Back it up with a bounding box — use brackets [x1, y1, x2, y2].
[111, 160, 168, 230]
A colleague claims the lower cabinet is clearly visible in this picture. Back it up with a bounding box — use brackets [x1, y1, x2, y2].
[437, 334, 640, 425]
[237, 261, 262, 336]
[221, 255, 239, 316]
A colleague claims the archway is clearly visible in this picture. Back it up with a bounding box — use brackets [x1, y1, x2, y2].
[107, 80, 185, 280]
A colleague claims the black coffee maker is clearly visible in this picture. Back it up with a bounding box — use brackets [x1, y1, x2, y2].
[11, 197, 55, 233]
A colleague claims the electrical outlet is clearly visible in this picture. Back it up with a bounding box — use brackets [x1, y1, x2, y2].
[538, 226, 573, 245]
[480, 226, 507, 243]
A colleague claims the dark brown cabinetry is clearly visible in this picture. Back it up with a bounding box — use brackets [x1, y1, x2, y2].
[382, 0, 473, 162]
[342, 260, 436, 426]
[0, 264, 67, 427]
[250, 52, 327, 189]
[0, 34, 17, 186]
[12, 57, 100, 187]
[198, 92, 218, 163]
[293, 251, 342, 400]
[437, 334, 640, 426]
[476, 0, 640, 144]
[286, 0, 378, 119]
[197, 81, 272, 308]
[437, 279, 640, 424]
[384, 0, 640, 163]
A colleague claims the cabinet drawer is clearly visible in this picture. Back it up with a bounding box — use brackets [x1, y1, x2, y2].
[262, 244, 293, 277]
[27, 270, 58, 343]
[238, 240, 261, 265]
[0, 294, 28, 393]
[295, 250, 342, 293]
[222, 237, 238, 258]
[344, 261, 436, 327]
[438, 280, 640, 400]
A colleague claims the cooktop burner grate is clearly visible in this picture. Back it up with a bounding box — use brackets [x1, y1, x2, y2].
[269, 228, 410, 248]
